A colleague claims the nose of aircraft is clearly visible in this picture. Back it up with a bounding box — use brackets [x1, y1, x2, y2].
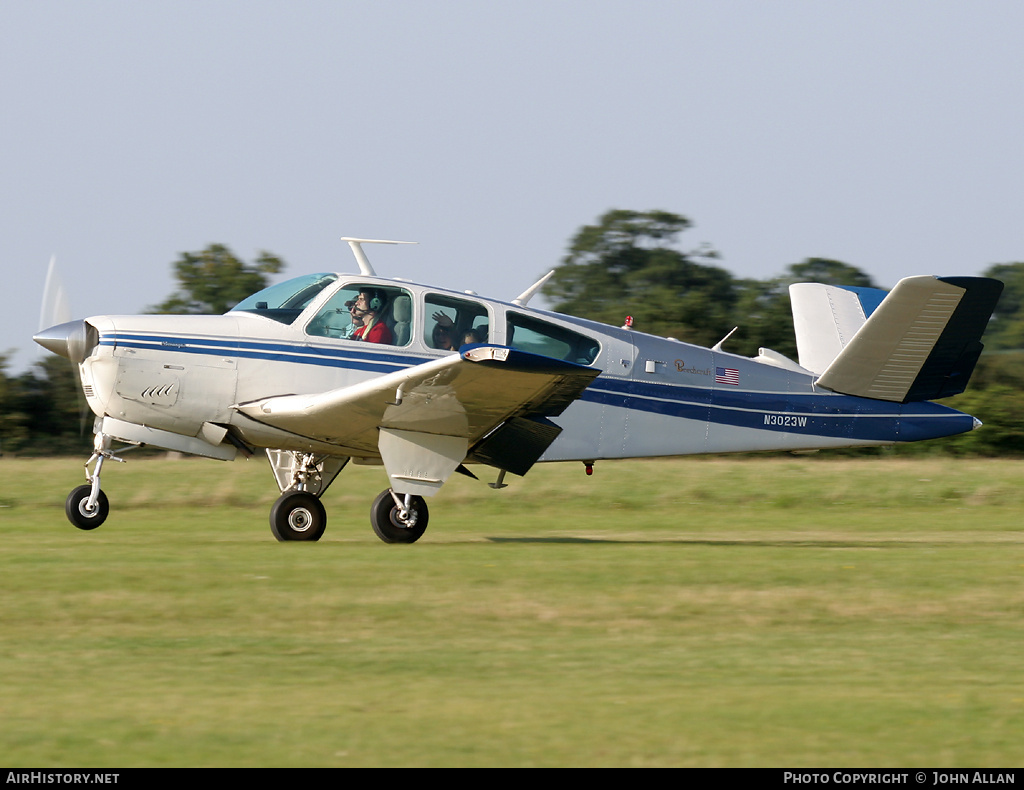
[33, 320, 98, 363]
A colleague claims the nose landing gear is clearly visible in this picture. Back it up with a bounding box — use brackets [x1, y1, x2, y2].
[65, 432, 124, 530]
[65, 485, 109, 530]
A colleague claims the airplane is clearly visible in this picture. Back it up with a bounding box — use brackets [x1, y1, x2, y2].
[33, 238, 1003, 543]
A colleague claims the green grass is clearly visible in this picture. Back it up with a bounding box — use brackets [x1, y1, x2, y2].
[1, 455, 1022, 767]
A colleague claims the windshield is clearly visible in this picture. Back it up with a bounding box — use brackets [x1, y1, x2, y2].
[229, 273, 339, 325]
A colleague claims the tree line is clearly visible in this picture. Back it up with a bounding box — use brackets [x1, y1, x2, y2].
[3, 212, 1022, 456]
[542, 210, 1024, 457]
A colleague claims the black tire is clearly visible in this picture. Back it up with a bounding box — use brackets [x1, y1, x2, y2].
[65, 484, 109, 530]
[270, 491, 327, 541]
[370, 489, 429, 544]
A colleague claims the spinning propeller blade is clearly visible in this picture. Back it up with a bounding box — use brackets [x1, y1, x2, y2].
[34, 256, 92, 437]
[39, 255, 71, 334]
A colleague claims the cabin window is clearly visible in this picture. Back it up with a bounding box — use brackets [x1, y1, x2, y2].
[424, 294, 490, 352]
[231, 273, 339, 325]
[306, 284, 413, 347]
[506, 312, 599, 365]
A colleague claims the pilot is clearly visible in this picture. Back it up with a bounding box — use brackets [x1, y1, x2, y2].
[337, 299, 362, 339]
[351, 290, 393, 344]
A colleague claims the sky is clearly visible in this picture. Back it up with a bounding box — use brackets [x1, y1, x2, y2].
[4, 0, 1024, 373]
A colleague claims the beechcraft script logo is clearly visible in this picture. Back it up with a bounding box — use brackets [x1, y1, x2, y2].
[715, 366, 739, 386]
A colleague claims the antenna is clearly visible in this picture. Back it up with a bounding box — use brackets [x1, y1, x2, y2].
[340, 237, 417, 276]
[512, 270, 554, 306]
[711, 327, 738, 352]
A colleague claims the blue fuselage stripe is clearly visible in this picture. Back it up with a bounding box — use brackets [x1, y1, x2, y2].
[103, 332, 416, 374]
[102, 332, 973, 442]
[580, 379, 972, 442]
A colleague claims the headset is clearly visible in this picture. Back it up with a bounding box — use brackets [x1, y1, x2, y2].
[352, 289, 384, 314]
[360, 289, 384, 312]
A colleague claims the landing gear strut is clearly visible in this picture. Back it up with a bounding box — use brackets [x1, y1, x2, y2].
[370, 489, 429, 543]
[65, 431, 123, 530]
[265, 451, 347, 542]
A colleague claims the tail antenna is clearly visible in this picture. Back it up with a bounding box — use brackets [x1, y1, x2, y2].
[340, 237, 417, 276]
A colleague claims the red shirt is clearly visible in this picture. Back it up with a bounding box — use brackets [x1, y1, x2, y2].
[353, 321, 393, 345]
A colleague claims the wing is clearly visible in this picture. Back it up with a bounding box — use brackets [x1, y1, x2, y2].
[233, 345, 600, 487]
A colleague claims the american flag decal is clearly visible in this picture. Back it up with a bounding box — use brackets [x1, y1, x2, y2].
[715, 366, 739, 385]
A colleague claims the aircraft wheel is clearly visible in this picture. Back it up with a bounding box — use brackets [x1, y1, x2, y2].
[370, 490, 428, 544]
[270, 491, 327, 542]
[65, 485, 109, 530]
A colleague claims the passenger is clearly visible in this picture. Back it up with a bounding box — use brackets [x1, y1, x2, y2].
[350, 290, 393, 344]
[460, 329, 483, 348]
[431, 310, 456, 351]
[432, 324, 454, 351]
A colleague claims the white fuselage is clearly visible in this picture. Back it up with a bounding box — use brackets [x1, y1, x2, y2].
[75, 272, 977, 466]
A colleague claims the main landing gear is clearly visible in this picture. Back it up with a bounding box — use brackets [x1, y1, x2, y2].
[265, 450, 430, 544]
[267, 487, 430, 544]
[269, 491, 327, 541]
[369, 490, 429, 544]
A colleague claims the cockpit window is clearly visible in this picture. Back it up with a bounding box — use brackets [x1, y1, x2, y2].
[506, 312, 599, 365]
[306, 284, 413, 347]
[230, 273, 339, 325]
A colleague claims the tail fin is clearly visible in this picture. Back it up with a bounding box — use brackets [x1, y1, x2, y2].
[791, 276, 1002, 403]
[790, 282, 888, 375]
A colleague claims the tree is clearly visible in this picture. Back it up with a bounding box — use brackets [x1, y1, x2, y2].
[728, 278, 799, 359]
[542, 211, 886, 358]
[150, 244, 286, 315]
[979, 262, 1024, 350]
[781, 258, 879, 289]
[543, 209, 735, 347]
[0, 353, 27, 454]
[723, 259, 879, 359]
[15, 356, 92, 455]
[0, 353, 91, 456]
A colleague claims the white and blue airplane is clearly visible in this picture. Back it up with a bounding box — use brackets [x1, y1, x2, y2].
[34, 238, 1003, 543]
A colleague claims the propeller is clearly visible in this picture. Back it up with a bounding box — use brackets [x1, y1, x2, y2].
[34, 257, 99, 363]
[38, 255, 71, 334]
[34, 256, 93, 437]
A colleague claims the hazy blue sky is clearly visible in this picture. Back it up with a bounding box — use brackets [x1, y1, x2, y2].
[4, 0, 1024, 372]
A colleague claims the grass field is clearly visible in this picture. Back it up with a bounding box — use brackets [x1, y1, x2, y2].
[1, 454, 1022, 767]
